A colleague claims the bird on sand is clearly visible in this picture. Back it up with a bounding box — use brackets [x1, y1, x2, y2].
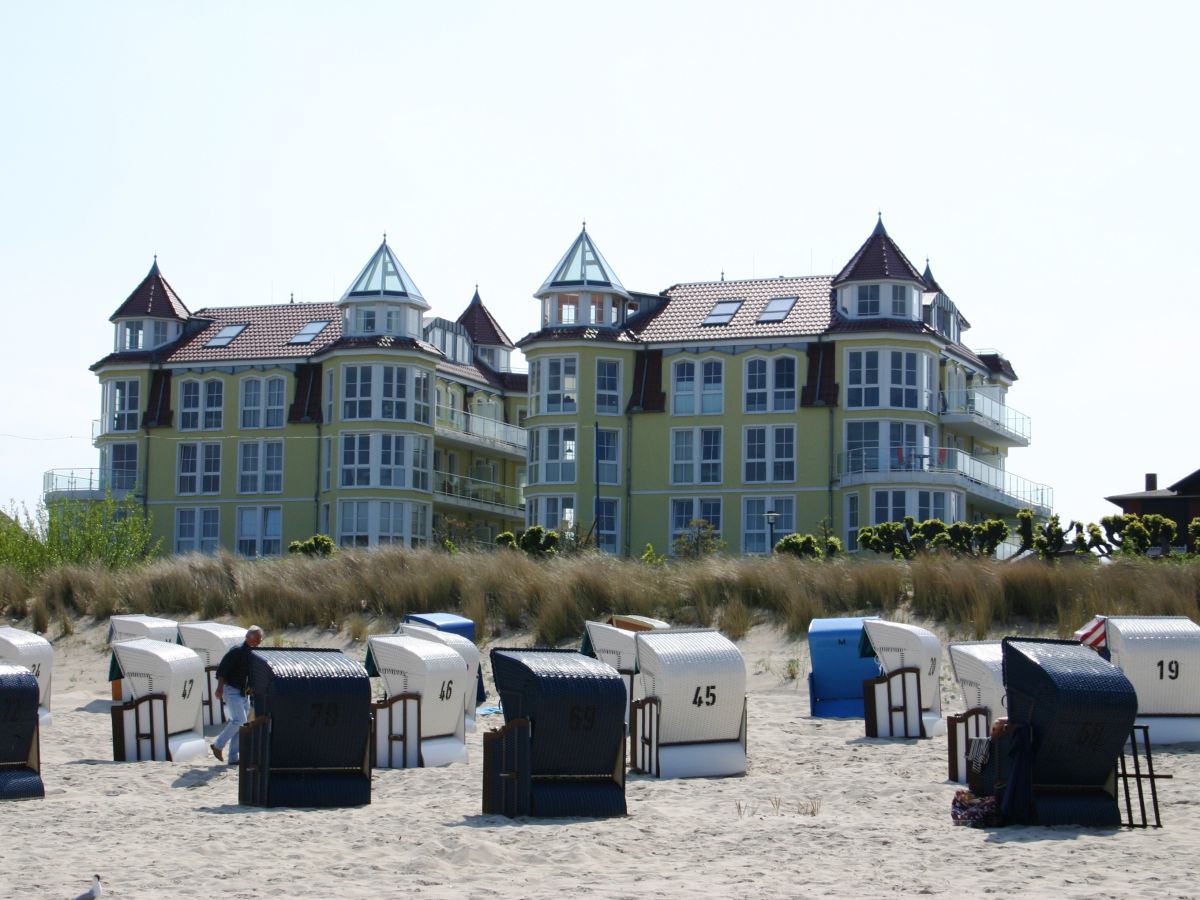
[72, 874, 103, 899]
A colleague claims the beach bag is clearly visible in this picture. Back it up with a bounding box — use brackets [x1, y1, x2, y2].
[951, 789, 1000, 827]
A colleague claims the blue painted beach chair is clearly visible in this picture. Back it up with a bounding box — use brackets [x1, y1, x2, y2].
[0, 663, 44, 801]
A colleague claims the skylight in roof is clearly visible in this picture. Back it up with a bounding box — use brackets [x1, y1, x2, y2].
[289, 320, 330, 345]
[757, 296, 797, 323]
[205, 324, 247, 347]
[702, 299, 743, 326]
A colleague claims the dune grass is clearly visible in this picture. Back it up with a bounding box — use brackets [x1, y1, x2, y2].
[4, 547, 1199, 646]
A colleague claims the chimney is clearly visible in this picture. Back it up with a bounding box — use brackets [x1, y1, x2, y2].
[1146, 473, 1158, 491]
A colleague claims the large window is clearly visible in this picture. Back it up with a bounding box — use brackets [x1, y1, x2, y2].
[672, 359, 723, 415]
[238, 440, 283, 493]
[342, 364, 430, 423]
[846, 493, 860, 552]
[670, 498, 722, 549]
[108, 443, 138, 491]
[527, 427, 576, 484]
[891, 285, 909, 317]
[527, 495, 576, 533]
[845, 421, 932, 474]
[175, 508, 219, 555]
[106, 379, 140, 432]
[596, 359, 621, 415]
[846, 421, 880, 473]
[871, 489, 960, 525]
[596, 429, 619, 485]
[847, 351, 880, 408]
[595, 498, 618, 554]
[180, 379, 223, 430]
[745, 357, 796, 413]
[545, 357, 577, 414]
[889, 351, 919, 409]
[240, 376, 285, 428]
[236, 506, 282, 557]
[177, 442, 221, 495]
[339, 432, 431, 489]
[743, 496, 795, 554]
[744, 425, 795, 483]
[671, 428, 722, 484]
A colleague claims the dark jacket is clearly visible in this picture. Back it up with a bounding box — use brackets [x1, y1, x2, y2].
[216, 641, 255, 692]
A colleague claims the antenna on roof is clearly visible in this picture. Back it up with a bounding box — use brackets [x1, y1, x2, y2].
[720, 270, 725, 282]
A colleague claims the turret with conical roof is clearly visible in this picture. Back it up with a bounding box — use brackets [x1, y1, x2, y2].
[832, 216, 927, 322]
[339, 236, 429, 339]
[458, 287, 515, 371]
[108, 258, 191, 352]
[535, 224, 632, 329]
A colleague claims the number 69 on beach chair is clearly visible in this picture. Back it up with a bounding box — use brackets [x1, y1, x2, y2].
[630, 629, 748, 778]
[365, 635, 468, 769]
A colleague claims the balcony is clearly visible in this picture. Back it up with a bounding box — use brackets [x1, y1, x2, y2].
[434, 404, 527, 456]
[939, 390, 1030, 447]
[432, 469, 524, 518]
[42, 468, 134, 504]
[837, 446, 1052, 517]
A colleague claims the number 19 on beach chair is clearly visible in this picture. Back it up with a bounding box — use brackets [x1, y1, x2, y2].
[630, 629, 748, 779]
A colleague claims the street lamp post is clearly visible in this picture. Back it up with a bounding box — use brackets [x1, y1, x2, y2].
[764, 508, 780, 555]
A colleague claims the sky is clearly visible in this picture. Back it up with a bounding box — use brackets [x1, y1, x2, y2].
[1, 1, 1198, 530]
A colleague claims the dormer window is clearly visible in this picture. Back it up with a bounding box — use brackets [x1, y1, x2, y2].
[857, 285, 880, 317]
[703, 299, 742, 326]
[891, 285, 909, 317]
[357, 309, 377, 333]
[153, 321, 169, 346]
[205, 324, 246, 348]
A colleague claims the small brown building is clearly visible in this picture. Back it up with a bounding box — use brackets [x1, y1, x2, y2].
[1106, 470, 1200, 551]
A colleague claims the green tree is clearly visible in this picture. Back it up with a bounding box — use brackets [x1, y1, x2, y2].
[288, 534, 336, 557]
[671, 518, 725, 559]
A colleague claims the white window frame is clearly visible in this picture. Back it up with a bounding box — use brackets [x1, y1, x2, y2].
[107, 443, 138, 491]
[338, 432, 431, 489]
[595, 358, 621, 416]
[742, 495, 795, 555]
[847, 350, 880, 408]
[175, 507, 219, 555]
[236, 506, 282, 557]
[891, 284, 909, 317]
[595, 428, 620, 485]
[672, 358, 723, 416]
[671, 427, 722, 485]
[846, 493, 860, 551]
[542, 356, 578, 414]
[594, 497, 619, 554]
[180, 378, 224, 431]
[106, 378, 140, 432]
[669, 497, 722, 550]
[527, 495, 576, 533]
[744, 356, 796, 413]
[743, 425, 795, 483]
[238, 439, 283, 494]
[857, 284, 880, 317]
[240, 376, 286, 429]
[528, 426, 576, 485]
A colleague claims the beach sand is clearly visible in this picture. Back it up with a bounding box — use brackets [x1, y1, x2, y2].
[4, 618, 1198, 899]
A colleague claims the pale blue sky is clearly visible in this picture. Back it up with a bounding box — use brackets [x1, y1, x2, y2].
[2, 1, 1197, 530]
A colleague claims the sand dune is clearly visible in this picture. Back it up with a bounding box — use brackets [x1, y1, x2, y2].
[4, 619, 1198, 899]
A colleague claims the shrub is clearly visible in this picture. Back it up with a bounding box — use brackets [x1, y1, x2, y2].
[288, 534, 336, 557]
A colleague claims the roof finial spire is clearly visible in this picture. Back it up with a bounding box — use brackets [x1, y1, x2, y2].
[582, 219, 587, 233]
[382, 231, 387, 244]
[720, 270, 725, 282]
[873, 212, 887, 236]
[289, 292, 295, 304]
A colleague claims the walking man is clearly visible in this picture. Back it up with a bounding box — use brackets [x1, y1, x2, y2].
[211, 625, 263, 764]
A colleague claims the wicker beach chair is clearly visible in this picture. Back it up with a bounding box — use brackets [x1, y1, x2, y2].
[630, 629, 747, 778]
[806, 616, 881, 717]
[176, 622, 247, 727]
[484, 649, 626, 818]
[946, 641, 1005, 782]
[0, 626, 54, 726]
[109, 638, 207, 762]
[239, 649, 371, 808]
[998, 637, 1138, 826]
[0, 663, 44, 800]
[861, 619, 945, 739]
[365, 635, 468, 768]
[394, 623, 482, 733]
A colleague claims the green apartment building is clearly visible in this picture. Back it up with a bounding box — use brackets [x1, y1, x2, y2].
[50, 219, 1050, 557]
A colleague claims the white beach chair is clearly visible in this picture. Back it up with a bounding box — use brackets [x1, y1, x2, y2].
[0, 626, 53, 726]
[861, 619, 945, 739]
[394, 623, 481, 733]
[583, 615, 671, 730]
[367, 635, 469, 768]
[631, 629, 747, 778]
[107, 614, 179, 644]
[1094, 616, 1200, 744]
[176, 622, 247, 726]
[109, 638, 207, 762]
[946, 641, 1005, 782]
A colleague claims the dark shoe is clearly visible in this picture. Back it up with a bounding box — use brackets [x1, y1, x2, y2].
[211, 744, 223, 762]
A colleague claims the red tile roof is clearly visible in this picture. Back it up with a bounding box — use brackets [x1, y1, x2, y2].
[516, 325, 642, 346]
[110, 261, 191, 322]
[976, 352, 1018, 381]
[165, 302, 344, 363]
[638, 276, 834, 343]
[832, 219, 926, 287]
[457, 290, 515, 348]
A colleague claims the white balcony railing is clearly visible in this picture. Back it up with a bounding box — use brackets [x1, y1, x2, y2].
[43, 468, 136, 498]
[434, 404, 527, 451]
[433, 469, 524, 512]
[939, 390, 1031, 444]
[837, 446, 1052, 513]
